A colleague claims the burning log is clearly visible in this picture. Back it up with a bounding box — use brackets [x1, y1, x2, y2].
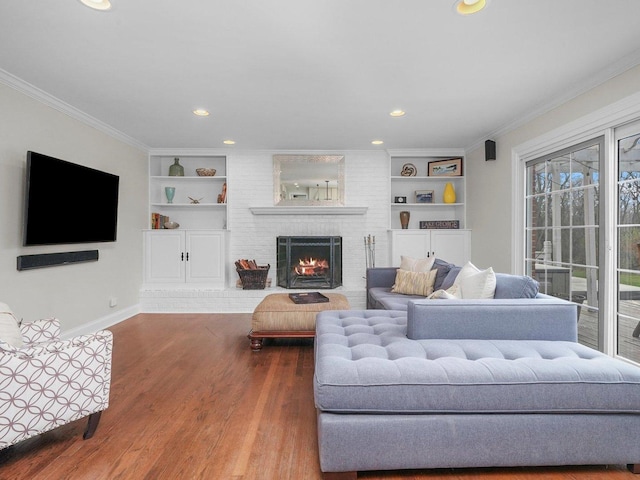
[294, 257, 329, 276]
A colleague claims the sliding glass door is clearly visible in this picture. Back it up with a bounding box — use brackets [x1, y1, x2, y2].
[616, 122, 640, 362]
[522, 122, 640, 364]
[524, 139, 602, 352]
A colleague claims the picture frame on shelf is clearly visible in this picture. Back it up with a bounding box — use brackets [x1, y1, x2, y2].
[428, 158, 463, 177]
[415, 190, 434, 203]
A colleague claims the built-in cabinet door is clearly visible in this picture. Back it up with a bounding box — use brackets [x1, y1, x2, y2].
[144, 230, 185, 283]
[144, 230, 226, 287]
[389, 231, 431, 265]
[430, 230, 471, 266]
[390, 230, 471, 266]
[185, 231, 224, 284]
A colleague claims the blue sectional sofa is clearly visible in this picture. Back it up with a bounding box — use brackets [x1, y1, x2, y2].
[314, 264, 640, 478]
[366, 260, 542, 310]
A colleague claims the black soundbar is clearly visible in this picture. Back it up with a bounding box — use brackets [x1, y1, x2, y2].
[17, 250, 99, 271]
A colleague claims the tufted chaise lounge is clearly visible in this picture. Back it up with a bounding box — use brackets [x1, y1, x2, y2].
[313, 303, 640, 479]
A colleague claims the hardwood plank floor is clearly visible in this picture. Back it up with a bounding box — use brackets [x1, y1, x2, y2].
[0, 313, 637, 479]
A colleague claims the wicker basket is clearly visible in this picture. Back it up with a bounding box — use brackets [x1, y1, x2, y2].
[237, 264, 270, 290]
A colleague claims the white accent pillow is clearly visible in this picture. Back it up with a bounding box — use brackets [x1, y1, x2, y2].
[455, 262, 496, 299]
[399, 255, 435, 273]
[0, 302, 23, 348]
[427, 288, 459, 300]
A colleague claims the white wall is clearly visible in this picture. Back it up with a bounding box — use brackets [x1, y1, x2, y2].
[465, 64, 640, 273]
[0, 83, 148, 334]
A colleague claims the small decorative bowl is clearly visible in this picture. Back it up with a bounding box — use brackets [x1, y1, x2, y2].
[196, 168, 216, 176]
[164, 221, 180, 229]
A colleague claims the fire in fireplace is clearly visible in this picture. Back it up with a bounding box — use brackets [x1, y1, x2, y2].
[277, 236, 342, 289]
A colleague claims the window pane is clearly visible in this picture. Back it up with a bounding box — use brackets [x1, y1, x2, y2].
[619, 132, 640, 182]
[527, 162, 549, 195]
[572, 227, 599, 267]
[618, 225, 640, 271]
[619, 180, 640, 225]
[526, 195, 547, 229]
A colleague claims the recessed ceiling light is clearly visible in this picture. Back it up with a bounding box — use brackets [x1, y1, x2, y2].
[193, 109, 210, 117]
[371, 140, 384, 145]
[390, 110, 406, 117]
[79, 0, 112, 11]
[454, 0, 487, 15]
[223, 140, 236, 145]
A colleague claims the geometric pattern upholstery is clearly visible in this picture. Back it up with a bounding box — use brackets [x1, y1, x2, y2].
[0, 318, 112, 449]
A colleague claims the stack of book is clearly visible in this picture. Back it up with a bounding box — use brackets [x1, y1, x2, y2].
[151, 212, 171, 229]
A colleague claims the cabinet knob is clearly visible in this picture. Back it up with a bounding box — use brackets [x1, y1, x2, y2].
[181, 252, 184, 261]
[186, 252, 189, 261]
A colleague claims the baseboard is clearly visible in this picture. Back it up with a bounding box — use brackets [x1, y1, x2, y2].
[61, 304, 141, 339]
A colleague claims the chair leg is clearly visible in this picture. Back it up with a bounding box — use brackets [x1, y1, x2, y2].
[83, 411, 102, 440]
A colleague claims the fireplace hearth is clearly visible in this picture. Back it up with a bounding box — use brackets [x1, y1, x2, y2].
[277, 236, 342, 289]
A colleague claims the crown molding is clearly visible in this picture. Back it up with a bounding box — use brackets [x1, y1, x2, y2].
[0, 68, 149, 152]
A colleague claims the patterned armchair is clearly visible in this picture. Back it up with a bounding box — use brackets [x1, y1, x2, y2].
[0, 316, 112, 449]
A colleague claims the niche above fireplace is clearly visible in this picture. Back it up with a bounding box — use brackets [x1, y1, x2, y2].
[277, 236, 342, 289]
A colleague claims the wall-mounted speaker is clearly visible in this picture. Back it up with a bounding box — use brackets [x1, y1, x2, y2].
[485, 140, 496, 161]
[17, 250, 99, 271]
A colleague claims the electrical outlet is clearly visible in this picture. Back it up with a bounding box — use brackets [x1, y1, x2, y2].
[109, 297, 117, 308]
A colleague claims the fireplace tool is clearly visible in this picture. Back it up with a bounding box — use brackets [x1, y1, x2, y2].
[364, 235, 375, 269]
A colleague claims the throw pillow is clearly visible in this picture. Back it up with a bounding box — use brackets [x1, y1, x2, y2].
[0, 302, 23, 348]
[391, 269, 437, 296]
[440, 266, 462, 291]
[427, 288, 459, 300]
[399, 255, 436, 273]
[455, 263, 497, 299]
[432, 258, 455, 291]
[493, 273, 539, 299]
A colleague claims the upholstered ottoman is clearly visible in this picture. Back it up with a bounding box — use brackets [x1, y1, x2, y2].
[314, 309, 640, 478]
[248, 293, 349, 351]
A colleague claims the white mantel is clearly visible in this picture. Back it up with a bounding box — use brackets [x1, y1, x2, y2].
[249, 206, 368, 215]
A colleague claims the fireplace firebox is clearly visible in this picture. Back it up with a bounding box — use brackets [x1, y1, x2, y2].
[277, 236, 342, 289]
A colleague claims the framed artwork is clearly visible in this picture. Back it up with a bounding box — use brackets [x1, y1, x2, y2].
[428, 158, 463, 177]
[415, 190, 434, 203]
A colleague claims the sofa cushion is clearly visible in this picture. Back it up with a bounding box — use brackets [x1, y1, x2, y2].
[494, 273, 539, 299]
[432, 258, 455, 291]
[439, 265, 461, 290]
[314, 311, 640, 415]
[368, 287, 423, 311]
[459, 266, 496, 299]
[449, 262, 496, 299]
[391, 269, 437, 296]
[399, 255, 435, 273]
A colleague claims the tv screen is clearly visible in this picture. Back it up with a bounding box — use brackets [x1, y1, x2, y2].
[23, 151, 119, 246]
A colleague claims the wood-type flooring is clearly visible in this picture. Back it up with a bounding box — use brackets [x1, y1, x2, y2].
[0, 313, 637, 479]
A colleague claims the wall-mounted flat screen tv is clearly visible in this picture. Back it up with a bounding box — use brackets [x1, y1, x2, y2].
[23, 151, 120, 246]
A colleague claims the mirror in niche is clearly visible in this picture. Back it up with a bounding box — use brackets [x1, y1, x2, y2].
[273, 154, 345, 206]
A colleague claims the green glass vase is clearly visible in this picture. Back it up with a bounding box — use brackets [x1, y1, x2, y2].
[169, 158, 184, 176]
